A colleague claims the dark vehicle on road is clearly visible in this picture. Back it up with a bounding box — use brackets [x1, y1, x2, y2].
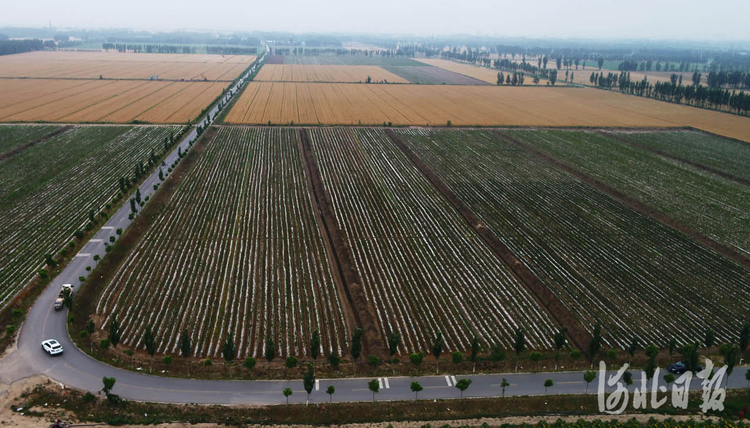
[668, 361, 703, 375]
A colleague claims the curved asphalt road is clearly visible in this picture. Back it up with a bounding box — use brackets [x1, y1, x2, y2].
[1, 48, 749, 405]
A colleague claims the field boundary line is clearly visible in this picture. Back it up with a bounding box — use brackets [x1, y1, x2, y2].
[384, 129, 592, 354]
[0, 125, 75, 160]
[601, 131, 750, 188]
[495, 130, 750, 271]
[297, 128, 387, 357]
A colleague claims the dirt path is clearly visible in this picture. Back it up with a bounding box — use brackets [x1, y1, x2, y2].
[0, 376, 69, 427]
[297, 129, 357, 352]
[384, 129, 592, 355]
[297, 128, 387, 357]
[0, 125, 74, 160]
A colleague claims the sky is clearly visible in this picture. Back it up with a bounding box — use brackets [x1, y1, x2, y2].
[3, 0, 750, 42]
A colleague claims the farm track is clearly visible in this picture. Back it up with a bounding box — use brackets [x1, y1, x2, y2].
[298, 128, 386, 357]
[0, 125, 74, 160]
[384, 129, 591, 353]
[602, 131, 750, 188]
[296, 130, 358, 352]
[495, 131, 750, 270]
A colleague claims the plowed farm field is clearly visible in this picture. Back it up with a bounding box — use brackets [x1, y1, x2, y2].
[0, 51, 256, 81]
[308, 128, 558, 353]
[255, 64, 408, 83]
[95, 127, 351, 359]
[225, 83, 750, 142]
[79, 125, 750, 357]
[0, 78, 225, 123]
[394, 128, 750, 347]
[91, 126, 559, 357]
[512, 129, 750, 257]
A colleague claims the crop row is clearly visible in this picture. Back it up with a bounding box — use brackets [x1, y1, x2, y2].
[616, 130, 750, 184]
[96, 127, 349, 358]
[308, 128, 559, 354]
[0, 125, 179, 309]
[0, 79, 226, 124]
[394, 128, 750, 348]
[508, 130, 750, 257]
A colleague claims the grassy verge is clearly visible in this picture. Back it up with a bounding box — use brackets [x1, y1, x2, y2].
[14, 380, 750, 426]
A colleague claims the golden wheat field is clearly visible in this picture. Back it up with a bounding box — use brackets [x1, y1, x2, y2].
[255, 64, 408, 83]
[225, 82, 750, 141]
[0, 51, 256, 81]
[0, 78, 225, 123]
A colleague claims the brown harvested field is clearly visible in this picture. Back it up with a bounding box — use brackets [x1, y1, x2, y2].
[0, 78, 225, 123]
[414, 58, 501, 84]
[255, 64, 408, 83]
[383, 66, 490, 85]
[225, 82, 750, 141]
[0, 51, 256, 81]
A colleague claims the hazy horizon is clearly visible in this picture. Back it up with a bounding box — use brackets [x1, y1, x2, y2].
[4, 0, 750, 43]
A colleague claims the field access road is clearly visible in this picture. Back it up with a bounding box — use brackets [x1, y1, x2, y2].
[1, 49, 749, 404]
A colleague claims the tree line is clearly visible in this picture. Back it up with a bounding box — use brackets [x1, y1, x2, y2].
[493, 58, 558, 85]
[102, 43, 257, 55]
[618, 60, 701, 73]
[0, 39, 46, 56]
[589, 71, 750, 115]
[83, 315, 750, 405]
[705, 70, 750, 89]
[103, 43, 192, 54]
[271, 47, 412, 58]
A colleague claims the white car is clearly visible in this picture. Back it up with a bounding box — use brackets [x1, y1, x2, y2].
[41, 339, 63, 355]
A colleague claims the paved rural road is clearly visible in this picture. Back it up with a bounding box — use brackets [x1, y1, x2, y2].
[1, 49, 749, 405]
